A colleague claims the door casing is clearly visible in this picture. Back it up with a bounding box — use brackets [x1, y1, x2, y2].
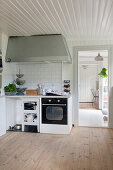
[73, 45, 111, 127]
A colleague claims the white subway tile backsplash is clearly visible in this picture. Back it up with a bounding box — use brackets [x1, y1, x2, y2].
[16, 63, 62, 91]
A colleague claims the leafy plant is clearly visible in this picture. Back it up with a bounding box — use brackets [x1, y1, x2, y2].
[98, 68, 108, 78]
[4, 83, 17, 92]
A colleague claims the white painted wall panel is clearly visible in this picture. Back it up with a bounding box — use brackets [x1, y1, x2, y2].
[0, 34, 1, 51]
[16, 63, 62, 91]
[2, 33, 16, 87]
[79, 65, 98, 102]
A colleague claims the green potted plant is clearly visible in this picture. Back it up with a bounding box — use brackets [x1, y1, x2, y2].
[98, 68, 108, 78]
[4, 83, 17, 95]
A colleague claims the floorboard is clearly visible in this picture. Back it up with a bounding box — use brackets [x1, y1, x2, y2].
[0, 127, 113, 170]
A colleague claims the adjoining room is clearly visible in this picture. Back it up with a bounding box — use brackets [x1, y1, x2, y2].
[78, 50, 108, 127]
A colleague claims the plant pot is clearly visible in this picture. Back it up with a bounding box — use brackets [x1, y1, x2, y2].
[5, 92, 16, 96]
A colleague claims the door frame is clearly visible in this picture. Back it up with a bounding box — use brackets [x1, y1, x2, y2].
[73, 45, 112, 127]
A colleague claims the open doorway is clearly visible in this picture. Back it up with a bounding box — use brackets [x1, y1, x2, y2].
[78, 50, 108, 127]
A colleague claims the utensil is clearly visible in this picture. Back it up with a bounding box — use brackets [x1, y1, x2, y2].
[16, 69, 24, 78]
[14, 124, 22, 130]
[16, 74, 24, 78]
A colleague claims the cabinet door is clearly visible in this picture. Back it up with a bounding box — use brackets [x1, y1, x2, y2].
[0, 97, 6, 136]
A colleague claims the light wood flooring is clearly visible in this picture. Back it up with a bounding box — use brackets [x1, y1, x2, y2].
[79, 102, 96, 110]
[0, 127, 113, 170]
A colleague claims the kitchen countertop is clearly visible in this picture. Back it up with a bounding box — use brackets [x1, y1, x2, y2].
[5, 95, 71, 98]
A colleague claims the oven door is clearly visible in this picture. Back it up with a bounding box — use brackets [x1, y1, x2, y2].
[42, 104, 67, 125]
[0, 59, 2, 68]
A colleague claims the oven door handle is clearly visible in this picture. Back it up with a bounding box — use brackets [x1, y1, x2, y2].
[42, 104, 67, 106]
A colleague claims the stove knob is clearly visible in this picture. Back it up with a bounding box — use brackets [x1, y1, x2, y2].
[49, 99, 52, 102]
[57, 100, 60, 103]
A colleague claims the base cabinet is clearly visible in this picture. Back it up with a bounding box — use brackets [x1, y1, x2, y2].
[0, 97, 6, 136]
[5, 96, 72, 134]
[6, 98, 17, 130]
[40, 97, 72, 134]
[22, 99, 40, 132]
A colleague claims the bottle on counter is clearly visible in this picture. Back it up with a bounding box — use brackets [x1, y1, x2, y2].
[37, 84, 43, 95]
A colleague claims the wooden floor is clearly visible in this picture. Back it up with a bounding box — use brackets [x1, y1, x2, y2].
[79, 102, 96, 110]
[0, 127, 113, 170]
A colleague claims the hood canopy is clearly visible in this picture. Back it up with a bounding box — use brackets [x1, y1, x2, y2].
[5, 34, 72, 63]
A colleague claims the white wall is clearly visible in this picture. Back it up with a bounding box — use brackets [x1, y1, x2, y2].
[2, 33, 16, 88]
[0, 74, 2, 88]
[0, 34, 2, 51]
[2, 33, 62, 92]
[15, 63, 62, 91]
[62, 39, 113, 126]
[65, 39, 113, 95]
[79, 65, 98, 102]
[62, 41, 73, 92]
[78, 55, 108, 107]
[71, 44, 113, 127]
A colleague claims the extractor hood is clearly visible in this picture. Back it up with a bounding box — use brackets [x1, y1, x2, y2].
[5, 34, 72, 63]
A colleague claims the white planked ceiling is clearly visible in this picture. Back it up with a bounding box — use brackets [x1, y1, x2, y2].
[0, 0, 113, 40]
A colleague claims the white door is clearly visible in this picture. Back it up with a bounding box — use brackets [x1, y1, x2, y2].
[79, 65, 98, 102]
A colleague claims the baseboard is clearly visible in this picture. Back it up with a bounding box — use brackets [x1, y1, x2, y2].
[0, 130, 6, 136]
